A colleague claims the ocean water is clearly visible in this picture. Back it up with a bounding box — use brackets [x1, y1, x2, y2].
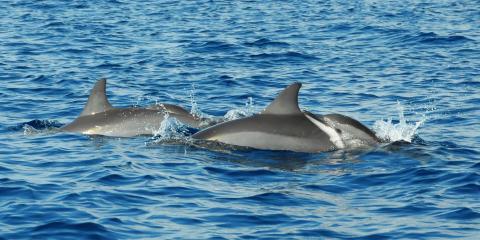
[1, 0, 479, 239]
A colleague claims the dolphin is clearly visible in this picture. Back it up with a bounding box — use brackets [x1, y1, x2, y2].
[192, 83, 379, 153]
[61, 79, 205, 137]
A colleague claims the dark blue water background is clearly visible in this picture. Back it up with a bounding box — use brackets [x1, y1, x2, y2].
[1, 0, 479, 239]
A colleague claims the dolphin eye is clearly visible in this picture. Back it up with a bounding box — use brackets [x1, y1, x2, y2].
[336, 129, 342, 134]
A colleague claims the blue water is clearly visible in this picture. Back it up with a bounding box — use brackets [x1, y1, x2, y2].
[1, 0, 479, 239]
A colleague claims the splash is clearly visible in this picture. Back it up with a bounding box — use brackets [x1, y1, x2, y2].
[150, 113, 191, 143]
[23, 125, 42, 135]
[223, 97, 256, 121]
[373, 101, 426, 143]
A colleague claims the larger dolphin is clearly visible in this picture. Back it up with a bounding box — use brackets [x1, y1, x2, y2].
[61, 79, 204, 137]
[192, 83, 379, 153]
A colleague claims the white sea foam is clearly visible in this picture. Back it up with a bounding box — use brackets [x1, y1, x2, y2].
[305, 113, 346, 149]
[373, 101, 426, 143]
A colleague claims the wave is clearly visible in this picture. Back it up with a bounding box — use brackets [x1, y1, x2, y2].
[244, 38, 290, 48]
[97, 173, 154, 186]
[395, 32, 474, 46]
[415, 32, 473, 45]
[447, 183, 480, 195]
[250, 51, 318, 61]
[437, 207, 480, 220]
[204, 213, 292, 227]
[30, 221, 114, 239]
[188, 40, 242, 53]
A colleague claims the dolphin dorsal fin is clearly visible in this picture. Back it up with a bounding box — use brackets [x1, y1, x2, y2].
[262, 82, 302, 115]
[80, 78, 113, 116]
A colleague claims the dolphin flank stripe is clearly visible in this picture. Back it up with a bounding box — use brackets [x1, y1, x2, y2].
[304, 112, 345, 149]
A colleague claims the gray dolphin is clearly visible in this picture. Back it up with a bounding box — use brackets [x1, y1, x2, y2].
[61, 79, 204, 137]
[192, 83, 379, 152]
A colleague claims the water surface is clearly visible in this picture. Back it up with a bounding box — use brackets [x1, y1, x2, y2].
[1, 0, 479, 239]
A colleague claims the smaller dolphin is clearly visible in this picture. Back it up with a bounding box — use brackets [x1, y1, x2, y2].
[192, 83, 379, 153]
[61, 79, 203, 137]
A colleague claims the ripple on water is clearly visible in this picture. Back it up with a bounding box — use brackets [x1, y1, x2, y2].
[374, 202, 440, 216]
[125, 186, 214, 199]
[188, 40, 243, 53]
[447, 183, 480, 195]
[0, 186, 35, 201]
[471, 162, 480, 170]
[205, 213, 293, 228]
[203, 166, 279, 181]
[349, 167, 449, 188]
[96, 173, 156, 186]
[249, 51, 318, 61]
[0, 166, 13, 173]
[302, 184, 352, 194]
[437, 207, 480, 220]
[416, 32, 473, 45]
[218, 192, 333, 207]
[297, 228, 351, 239]
[243, 38, 291, 48]
[389, 31, 474, 47]
[30, 221, 114, 240]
